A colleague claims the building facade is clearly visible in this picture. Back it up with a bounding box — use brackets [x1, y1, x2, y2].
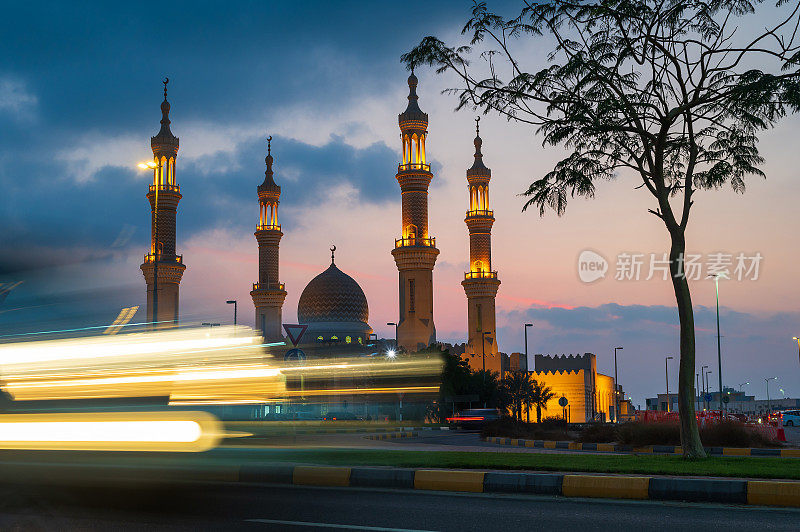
[392, 72, 439, 352]
[250, 137, 287, 341]
[461, 118, 501, 370]
[140, 80, 186, 328]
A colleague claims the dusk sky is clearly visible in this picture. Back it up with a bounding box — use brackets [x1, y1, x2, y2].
[1, 1, 799, 406]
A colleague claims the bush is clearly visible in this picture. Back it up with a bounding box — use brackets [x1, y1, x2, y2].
[700, 420, 778, 448]
[617, 421, 680, 446]
[577, 423, 618, 443]
[481, 417, 571, 441]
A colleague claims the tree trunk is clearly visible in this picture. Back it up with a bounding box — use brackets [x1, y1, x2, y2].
[669, 230, 706, 458]
[536, 404, 542, 423]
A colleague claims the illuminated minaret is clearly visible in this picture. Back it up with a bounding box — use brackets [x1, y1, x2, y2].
[462, 118, 500, 365]
[392, 72, 439, 352]
[140, 78, 185, 328]
[250, 136, 287, 341]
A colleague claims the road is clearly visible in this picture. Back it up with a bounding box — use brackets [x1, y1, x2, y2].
[0, 482, 797, 531]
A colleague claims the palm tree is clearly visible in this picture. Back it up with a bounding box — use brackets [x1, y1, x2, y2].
[501, 371, 534, 422]
[530, 379, 556, 423]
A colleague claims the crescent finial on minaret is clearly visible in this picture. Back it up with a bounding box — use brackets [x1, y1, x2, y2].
[330, 245, 336, 264]
[163, 77, 169, 101]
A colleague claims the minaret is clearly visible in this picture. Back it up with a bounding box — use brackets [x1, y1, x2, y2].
[462, 118, 501, 367]
[392, 72, 439, 352]
[140, 78, 186, 328]
[250, 136, 287, 341]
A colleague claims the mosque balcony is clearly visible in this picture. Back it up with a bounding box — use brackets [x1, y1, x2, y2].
[252, 282, 285, 291]
[143, 253, 183, 264]
[466, 209, 494, 218]
[149, 184, 181, 193]
[256, 223, 281, 231]
[395, 236, 436, 248]
[464, 270, 498, 280]
[397, 162, 431, 172]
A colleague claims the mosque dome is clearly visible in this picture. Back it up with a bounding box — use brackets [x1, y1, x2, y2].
[298, 263, 369, 324]
[297, 248, 372, 345]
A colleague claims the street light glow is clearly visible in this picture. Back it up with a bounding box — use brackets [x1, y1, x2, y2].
[386, 349, 396, 359]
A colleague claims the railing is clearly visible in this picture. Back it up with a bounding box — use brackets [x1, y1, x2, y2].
[149, 184, 181, 193]
[464, 270, 498, 280]
[252, 282, 285, 291]
[466, 209, 494, 217]
[397, 162, 431, 172]
[256, 224, 281, 231]
[143, 253, 183, 264]
[395, 236, 436, 248]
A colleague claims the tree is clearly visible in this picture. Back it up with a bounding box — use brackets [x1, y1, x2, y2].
[530, 379, 556, 423]
[403, 0, 800, 457]
[501, 371, 535, 420]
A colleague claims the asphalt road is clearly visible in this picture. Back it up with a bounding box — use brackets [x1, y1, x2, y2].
[0, 482, 797, 531]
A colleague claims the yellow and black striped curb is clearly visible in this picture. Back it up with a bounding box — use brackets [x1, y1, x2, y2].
[365, 431, 420, 440]
[240, 465, 800, 507]
[5, 461, 800, 507]
[484, 436, 800, 457]
[237, 426, 448, 436]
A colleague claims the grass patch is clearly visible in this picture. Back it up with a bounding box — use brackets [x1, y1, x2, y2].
[251, 448, 800, 480]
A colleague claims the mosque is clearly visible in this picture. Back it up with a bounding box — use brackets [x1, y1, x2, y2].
[138, 75, 626, 422]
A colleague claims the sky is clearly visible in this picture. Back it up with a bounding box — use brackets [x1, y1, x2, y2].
[0, 1, 799, 406]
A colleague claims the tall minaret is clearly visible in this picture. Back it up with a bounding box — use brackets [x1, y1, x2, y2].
[392, 72, 439, 352]
[140, 78, 186, 328]
[462, 118, 500, 365]
[250, 136, 287, 341]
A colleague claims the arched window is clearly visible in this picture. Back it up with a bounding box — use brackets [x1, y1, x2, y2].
[357, 337, 363, 344]
[345, 336, 352, 344]
[331, 335, 338, 341]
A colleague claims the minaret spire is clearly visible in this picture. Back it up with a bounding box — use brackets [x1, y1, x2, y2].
[251, 135, 287, 340]
[331, 245, 336, 264]
[141, 78, 185, 328]
[462, 117, 501, 370]
[392, 71, 439, 352]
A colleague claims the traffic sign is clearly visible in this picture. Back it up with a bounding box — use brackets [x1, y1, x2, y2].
[283, 324, 308, 347]
[723, 395, 730, 404]
[284, 348, 306, 361]
[558, 396, 568, 407]
[704, 393, 713, 402]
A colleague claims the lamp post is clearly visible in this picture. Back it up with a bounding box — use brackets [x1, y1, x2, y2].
[793, 337, 800, 366]
[695, 373, 700, 412]
[524, 323, 533, 370]
[765, 376, 777, 415]
[738, 382, 749, 392]
[226, 300, 237, 326]
[614, 347, 623, 422]
[482, 331, 492, 408]
[700, 364, 708, 408]
[709, 273, 725, 415]
[387, 322, 397, 350]
[665, 356, 674, 412]
[705, 370, 713, 409]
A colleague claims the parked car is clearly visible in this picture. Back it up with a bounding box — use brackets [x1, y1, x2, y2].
[446, 408, 499, 429]
[780, 410, 800, 427]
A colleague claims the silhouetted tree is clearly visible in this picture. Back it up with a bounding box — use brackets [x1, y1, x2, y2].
[403, 0, 800, 457]
[501, 371, 534, 421]
[530, 379, 555, 423]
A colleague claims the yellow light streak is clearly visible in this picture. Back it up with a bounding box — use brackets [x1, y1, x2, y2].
[0, 411, 223, 452]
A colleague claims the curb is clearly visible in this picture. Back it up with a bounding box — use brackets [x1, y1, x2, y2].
[5, 460, 800, 508]
[484, 437, 795, 457]
[236, 464, 800, 508]
[256, 426, 448, 436]
[365, 432, 420, 440]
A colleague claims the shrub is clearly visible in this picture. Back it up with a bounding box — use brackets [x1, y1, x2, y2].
[481, 417, 571, 441]
[616, 421, 681, 446]
[577, 423, 618, 443]
[700, 420, 778, 448]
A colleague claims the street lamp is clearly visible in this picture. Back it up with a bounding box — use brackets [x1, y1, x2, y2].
[765, 376, 778, 415]
[226, 300, 237, 326]
[387, 322, 398, 350]
[705, 370, 713, 409]
[793, 337, 800, 366]
[614, 347, 623, 422]
[738, 382, 749, 392]
[701, 364, 708, 409]
[709, 273, 726, 415]
[524, 323, 533, 370]
[482, 331, 492, 408]
[665, 356, 674, 412]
